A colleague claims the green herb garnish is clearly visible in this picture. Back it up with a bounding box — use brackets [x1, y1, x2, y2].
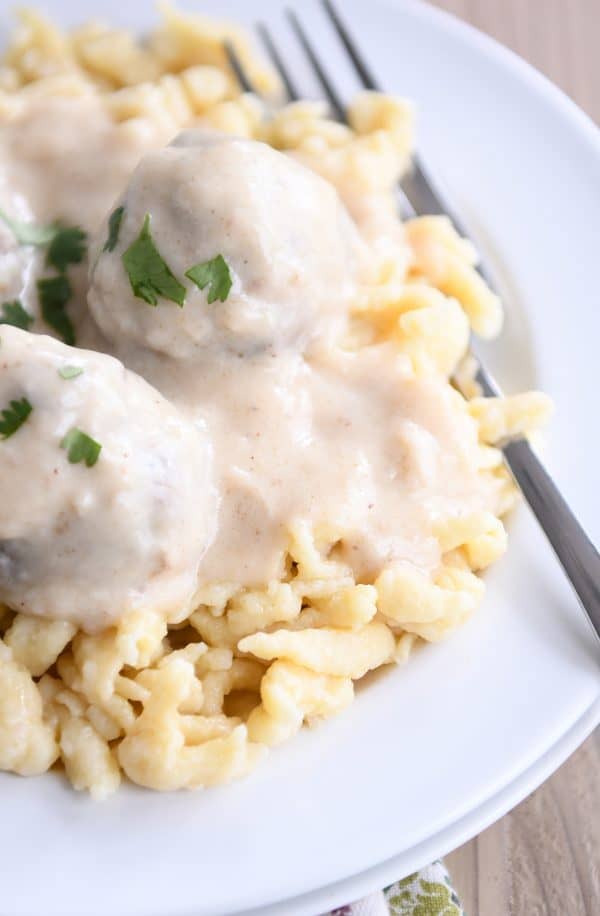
[104, 206, 125, 252]
[46, 226, 87, 273]
[0, 397, 32, 439]
[58, 365, 83, 380]
[37, 275, 75, 346]
[185, 254, 233, 304]
[0, 209, 87, 272]
[0, 300, 33, 330]
[122, 213, 185, 307]
[0, 209, 58, 246]
[60, 428, 102, 467]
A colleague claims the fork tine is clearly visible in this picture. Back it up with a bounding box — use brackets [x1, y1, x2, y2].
[226, 12, 415, 221]
[223, 40, 257, 93]
[285, 9, 345, 120]
[320, 1, 443, 219]
[257, 22, 300, 102]
[320, 0, 381, 92]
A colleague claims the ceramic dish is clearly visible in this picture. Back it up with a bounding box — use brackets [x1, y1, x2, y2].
[0, 2, 598, 914]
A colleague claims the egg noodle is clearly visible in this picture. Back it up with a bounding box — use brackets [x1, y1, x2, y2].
[0, 4, 552, 797]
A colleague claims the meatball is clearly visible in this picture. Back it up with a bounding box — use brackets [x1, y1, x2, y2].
[88, 130, 362, 360]
[0, 327, 216, 631]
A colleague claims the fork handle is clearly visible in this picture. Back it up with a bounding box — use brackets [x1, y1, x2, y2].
[503, 438, 600, 641]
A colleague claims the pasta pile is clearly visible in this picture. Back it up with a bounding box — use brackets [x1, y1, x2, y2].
[0, 4, 552, 797]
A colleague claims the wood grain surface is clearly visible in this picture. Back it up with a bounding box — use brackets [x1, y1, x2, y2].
[426, 0, 600, 124]
[424, 2, 599, 913]
[446, 731, 600, 915]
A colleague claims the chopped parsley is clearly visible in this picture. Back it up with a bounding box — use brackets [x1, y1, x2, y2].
[46, 226, 87, 273]
[0, 300, 33, 330]
[104, 206, 125, 252]
[0, 209, 86, 273]
[37, 275, 75, 346]
[185, 254, 233, 304]
[58, 365, 83, 380]
[0, 397, 32, 439]
[60, 428, 102, 467]
[0, 209, 58, 246]
[122, 213, 186, 307]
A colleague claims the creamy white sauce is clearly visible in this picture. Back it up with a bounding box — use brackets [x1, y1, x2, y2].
[115, 342, 495, 587]
[0, 99, 495, 631]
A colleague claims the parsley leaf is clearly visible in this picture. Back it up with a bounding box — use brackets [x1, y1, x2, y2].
[0, 208, 86, 272]
[46, 226, 87, 273]
[0, 300, 33, 330]
[185, 254, 233, 304]
[58, 365, 83, 380]
[37, 276, 75, 346]
[122, 214, 186, 307]
[0, 397, 33, 439]
[0, 208, 58, 246]
[104, 206, 125, 252]
[60, 427, 102, 467]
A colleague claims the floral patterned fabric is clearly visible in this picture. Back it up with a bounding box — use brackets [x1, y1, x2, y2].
[325, 861, 463, 916]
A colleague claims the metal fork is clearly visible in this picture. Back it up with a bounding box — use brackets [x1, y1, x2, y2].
[224, 0, 600, 643]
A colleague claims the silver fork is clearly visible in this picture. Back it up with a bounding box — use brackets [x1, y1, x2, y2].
[224, 0, 600, 643]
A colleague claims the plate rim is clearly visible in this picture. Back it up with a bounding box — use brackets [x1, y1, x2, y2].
[241, 695, 600, 916]
[242, 0, 600, 909]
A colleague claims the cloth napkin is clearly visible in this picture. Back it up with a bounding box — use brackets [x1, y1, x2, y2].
[325, 860, 463, 916]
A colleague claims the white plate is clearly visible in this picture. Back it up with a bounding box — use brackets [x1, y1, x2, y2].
[1, 2, 599, 915]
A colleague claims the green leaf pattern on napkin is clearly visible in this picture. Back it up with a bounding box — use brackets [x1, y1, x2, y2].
[327, 860, 463, 916]
[385, 863, 462, 916]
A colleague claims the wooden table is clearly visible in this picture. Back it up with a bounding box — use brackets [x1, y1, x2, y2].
[425, 2, 600, 912]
